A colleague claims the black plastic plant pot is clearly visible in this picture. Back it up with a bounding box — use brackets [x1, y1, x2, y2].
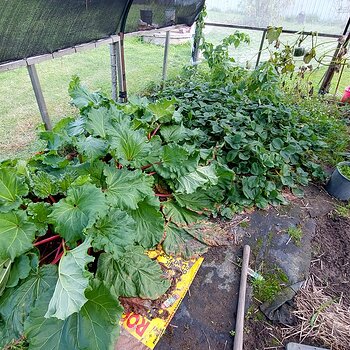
[140, 10, 153, 25]
[325, 161, 350, 200]
[293, 47, 305, 57]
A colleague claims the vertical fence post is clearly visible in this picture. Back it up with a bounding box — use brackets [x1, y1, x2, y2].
[162, 31, 171, 87]
[117, 32, 128, 103]
[110, 42, 118, 101]
[115, 39, 124, 103]
[255, 29, 267, 68]
[27, 64, 52, 130]
[191, 21, 201, 64]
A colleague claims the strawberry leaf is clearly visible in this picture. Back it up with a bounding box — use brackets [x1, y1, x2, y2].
[45, 239, 94, 320]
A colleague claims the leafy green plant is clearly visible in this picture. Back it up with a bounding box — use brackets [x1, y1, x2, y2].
[200, 32, 250, 81]
[287, 225, 303, 246]
[0, 77, 231, 349]
[338, 164, 350, 180]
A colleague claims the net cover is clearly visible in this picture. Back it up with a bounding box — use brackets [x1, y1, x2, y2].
[0, 0, 204, 64]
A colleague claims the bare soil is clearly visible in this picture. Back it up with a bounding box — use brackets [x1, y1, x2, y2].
[244, 200, 350, 349]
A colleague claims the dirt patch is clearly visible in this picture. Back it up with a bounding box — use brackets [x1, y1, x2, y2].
[244, 197, 350, 349]
[311, 214, 350, 303]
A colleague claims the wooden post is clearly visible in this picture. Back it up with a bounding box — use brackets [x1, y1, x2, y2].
[233, 245, 251, 350]
[27, 64, 52, 130]
[110, 43, 118, 101]
[162, 31, 171, 87]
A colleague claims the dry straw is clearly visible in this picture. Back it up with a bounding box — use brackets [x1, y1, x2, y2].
[282, 275, 350, 350]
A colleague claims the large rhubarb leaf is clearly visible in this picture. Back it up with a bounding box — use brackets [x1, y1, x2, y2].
[68, 76, 103, 109]
[49, 183, 107, 243]
[30, 171, 59, 199]
[162, 223, 208, 259]
[162, 200, 201, 225]
[0, 168, 28, 213]
[0, 259, 11, 297]
[88, 209, 136, 258]
[97, 247, 170, 299]
[129, 198, 164, 248]
[110, 122, 151, 166]
[160, 123, 191, 143]
[0, 211, 37, 261]
[147, 98, 177, 123]
[76, 135, 108, 161]
[25, 280, 123, 350]
[176, 164, 218, 194]
[6, 253, 38, 288]
[85, 107, 115, 139]
[0, 265, 57, 346]
[27, 202, 52, 236]
[154, 144, 198, 179]
[174, 190, 218, 213]
[104, 167, 154, 210]
[45, 239, 94, 320]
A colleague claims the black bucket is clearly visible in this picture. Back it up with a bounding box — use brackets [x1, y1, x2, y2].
[140, 10, 153, 25]
[325, 161, 350, 200]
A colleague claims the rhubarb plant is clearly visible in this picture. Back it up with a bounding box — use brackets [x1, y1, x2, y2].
[0, 77, 231, 349]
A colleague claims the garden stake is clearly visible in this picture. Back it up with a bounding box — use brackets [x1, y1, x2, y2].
[233, 245, 250, 350]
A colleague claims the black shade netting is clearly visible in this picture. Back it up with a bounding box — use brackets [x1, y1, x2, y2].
[125, 0, 205, 33]
[0, 0, 204, 64]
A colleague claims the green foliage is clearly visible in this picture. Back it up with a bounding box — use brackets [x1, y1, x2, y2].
[334, 203, 350, 218]
[0, 78, 223, 349]
[252, 268, 289, 302]
[1, 41, 349, 348]
[338, 164, 350, 180]
[287, 225, 303, 246]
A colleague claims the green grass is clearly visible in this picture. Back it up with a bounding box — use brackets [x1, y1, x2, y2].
[287, 226, 303, 246]
[0, 37, 191, 160]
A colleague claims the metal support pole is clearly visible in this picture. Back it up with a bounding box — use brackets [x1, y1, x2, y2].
[27, 64, 52, 130]
[115, 40, 124, 102]
[255, 30, 266, 68]
[118, 32, 128, 103]
[191, 21, 201, 64]
[162, 31, 171, 86]
[110, 43, 118, 101]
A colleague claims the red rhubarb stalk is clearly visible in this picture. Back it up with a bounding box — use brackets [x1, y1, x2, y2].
[34, 235, 61, 247]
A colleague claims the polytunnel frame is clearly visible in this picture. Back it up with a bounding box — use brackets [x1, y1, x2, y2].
[0, 0, 201, 130]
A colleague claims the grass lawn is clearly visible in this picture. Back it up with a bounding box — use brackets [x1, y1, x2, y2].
[0, 37, 192, 160]
[0, 23, 348, 161]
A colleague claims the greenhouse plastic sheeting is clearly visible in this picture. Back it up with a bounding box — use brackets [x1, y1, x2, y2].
[0, 0, 204, 64]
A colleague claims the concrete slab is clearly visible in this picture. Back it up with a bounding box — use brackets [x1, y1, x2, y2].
[286, 342, 329, 350]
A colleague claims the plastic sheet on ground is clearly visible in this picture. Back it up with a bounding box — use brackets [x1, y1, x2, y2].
[115, 252, 203, 349]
